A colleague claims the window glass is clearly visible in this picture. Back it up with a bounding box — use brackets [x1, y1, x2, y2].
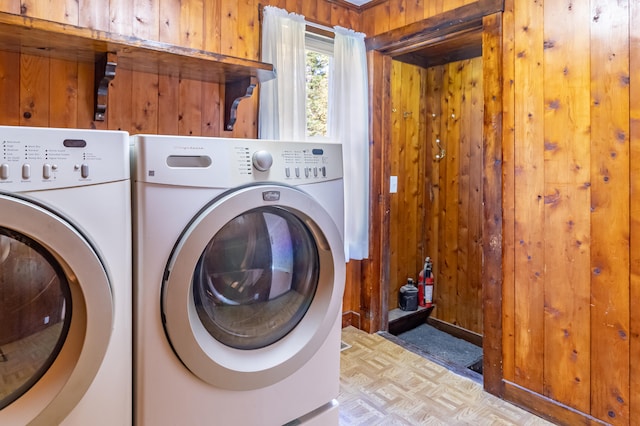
[305, 32, 334, 139]
[192, 207, 319, 350]
[0, 230, 71, 409]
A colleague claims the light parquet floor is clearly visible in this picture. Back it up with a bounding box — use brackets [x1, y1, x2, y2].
[338, 326, 555, 426]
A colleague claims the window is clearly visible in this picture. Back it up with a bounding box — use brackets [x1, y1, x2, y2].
[305, 32, 333, 139]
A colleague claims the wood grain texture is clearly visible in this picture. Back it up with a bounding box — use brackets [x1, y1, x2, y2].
[542, 0, 591, 412]
[512, 0, 544, 394]
[630, 2, 640, 423]
[589, 1, 630, 423]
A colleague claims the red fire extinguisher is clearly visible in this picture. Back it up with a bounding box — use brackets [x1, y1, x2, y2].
[418, 257, 434, 308]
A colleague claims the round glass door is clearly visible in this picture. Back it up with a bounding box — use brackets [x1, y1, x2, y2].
[193, 206, 319, 350]
[162, 184, 346, 390]
[0, 230, 72, 409]
[0, 193, 113, 425]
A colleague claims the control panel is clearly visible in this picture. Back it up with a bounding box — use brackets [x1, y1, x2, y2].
[133, 134, 342, 188]
[0, 126, 129, 191]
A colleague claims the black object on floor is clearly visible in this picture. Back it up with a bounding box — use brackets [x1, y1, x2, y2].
[396, 323, 482, 371]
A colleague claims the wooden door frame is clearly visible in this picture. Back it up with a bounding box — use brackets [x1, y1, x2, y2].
[364, 0, 505, 396]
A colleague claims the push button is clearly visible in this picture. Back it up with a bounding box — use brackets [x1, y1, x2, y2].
[81, 164, 89, 178]
[22, 164, 31, 180]
[0, 163, 8, 180]
[43, 164, 52, 179]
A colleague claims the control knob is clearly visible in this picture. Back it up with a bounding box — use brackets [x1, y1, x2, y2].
[252, 150, 273, 171]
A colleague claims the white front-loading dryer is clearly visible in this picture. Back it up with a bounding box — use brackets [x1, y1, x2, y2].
[0, 126, 131, 425]
[132, 134, 345, 425]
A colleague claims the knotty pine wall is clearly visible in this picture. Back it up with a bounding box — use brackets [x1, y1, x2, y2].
[389, 57, 484, 336]
[364, 0, 640, 424]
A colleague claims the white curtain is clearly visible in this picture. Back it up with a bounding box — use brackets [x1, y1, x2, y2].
[329, 27, 370, 260]
[258, 6, 307, 140]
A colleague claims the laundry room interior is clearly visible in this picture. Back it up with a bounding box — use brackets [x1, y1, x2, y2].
[1, 0, 639, 425]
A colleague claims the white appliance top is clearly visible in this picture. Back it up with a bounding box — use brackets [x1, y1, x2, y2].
[132, 134, 343, 188]
[0, 126, 129, 191]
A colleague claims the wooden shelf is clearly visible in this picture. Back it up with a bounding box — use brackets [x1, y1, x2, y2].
[0, 12, 276, 129]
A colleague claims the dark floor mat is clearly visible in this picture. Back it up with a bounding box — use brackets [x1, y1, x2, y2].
[396, 324, 482, 369]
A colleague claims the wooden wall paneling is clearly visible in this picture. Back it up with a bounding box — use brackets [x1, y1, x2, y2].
[109, 0, 133, 36]
[466, 57, 483, 333]
[132, 71, 159, 134]
[301, 1, 318, 20]
[630, 1, 640, 422]
[425, 66, 442, 303]
[178, 78, 203, 136]
[49, 59, 78, 128]
[435, 63, 447, 319]
[133, 0, 160, 42]
[630, 21, 640, 426]
[79, 0, 110, 31]
[157, 75, 180, 135]
[456, 59, 471, 331]
[500, 0, 515, 386]
[361, 49, 391, 332]
[512, 0, 544, 394]
[78, 61, 106, 129]
[589, 1, 630, 423]
[371, 2, 391, 36]
[481, 11, 503, 398]
[444, 60, 461, 326]
[0, 1, 18, 14]
[22, 0, 77, 24]
[403, 61, 424, 287]
[542, 0, 591, 412]
[107, 68, 133, 132]
[204, 0, 221, 53]
[201, 81, 222, 136]
[160, 0, 182, 44]
[388, 0, 407, 30]
[406, 0, 424, 23]
[180, 0, 204, 49]
[0, 51, 20, 125]
[389, 60, 401, 309]
[19, 55, 49, 126]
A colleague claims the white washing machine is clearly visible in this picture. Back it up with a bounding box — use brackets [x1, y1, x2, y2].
[132, 134, 345, 425]
[0, 126, 132, 425]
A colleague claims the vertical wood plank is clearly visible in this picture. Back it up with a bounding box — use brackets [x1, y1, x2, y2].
[203, 0, 221, 53]
[201, 81, 221, 136]
[77, 61, 106, 129]
[178, 78, 202, 136]
[630, 1, 640, 422]
[160, 0, 181, 44]
[512, 0, 544, 394]
[134, 0, 160, 41]
[221, 0, 238, 56]
[0, 0, 19, 14]
[481, 11, 504, 397]
[107, 68, 133, 132]
[19, 55, 49, 127]
[49, 59, 78, 128]
[542, 0, 591, 411]
[132, 71, 159, 134]
[590, 0, 630, 422]
[500, 0, 516, 385]
[388, 0, 406, 30]
[79, 0, 109, 31]
[466, 57, 483, 333]
[22, 0, 77, 24]
[109, 0, 133, 35]
[425, 66, 443, 302]
[180, 0, 204, 49]
[0, 51, 21, 125]
[389, 60, 401, 309]
[456, 59, 471, 330]
[157, 75, 180, 135]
